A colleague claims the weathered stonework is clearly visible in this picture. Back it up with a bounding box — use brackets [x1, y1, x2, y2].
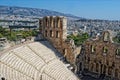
[77, 31, 120, 79]
[39, 16, 120, 79]
[39, 16, 81, 66]
[5, 15, 120, 80]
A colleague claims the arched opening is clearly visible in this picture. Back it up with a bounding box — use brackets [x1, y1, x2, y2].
[45, 30, 47, 37]
[108, 67, 112, 75]
[53, 18, 56, 28]
[45, 17, 48, 27]
[50, 30, 54, 37]
[56, 31, 60, 38]
[103, 65, 106, 74]
[96, 63, 99, 72]
[88, 57, 90, 63]
[115, 69, 119, 78]
[56, 17, 60, 28]
[90, 63, 94, 72]
[91, 45, 96, 54]
[103, 46, 108, 54]
[100, 64, 103, 74]
[50, 16, 54, 27]
[100, 64, 106, 79]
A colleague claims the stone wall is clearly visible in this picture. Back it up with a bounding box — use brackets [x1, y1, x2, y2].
[79, 31, 120, 79]
[39, 16, 81, 65]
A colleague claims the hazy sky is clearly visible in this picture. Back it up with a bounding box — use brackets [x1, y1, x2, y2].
[0, 0, 120, 20]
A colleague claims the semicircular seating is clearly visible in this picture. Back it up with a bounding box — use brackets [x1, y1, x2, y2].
[0, 41, 79, 80]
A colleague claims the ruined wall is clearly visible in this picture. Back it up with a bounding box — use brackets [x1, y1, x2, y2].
[83, 31, 120, 79]
[39, 16, 120, 79]
[39, 16, 80, 65]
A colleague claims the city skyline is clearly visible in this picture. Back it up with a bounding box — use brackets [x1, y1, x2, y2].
[0, 0, 120, 20]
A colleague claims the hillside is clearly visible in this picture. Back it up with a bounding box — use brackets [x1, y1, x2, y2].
[0, 5, 81, 19]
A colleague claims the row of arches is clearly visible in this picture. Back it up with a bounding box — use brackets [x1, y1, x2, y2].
[83, 55, 119, 78]
[43, 16, 63, 28]
[44, 30, 60, 38]
[90, 44, 120, 56]
[40, 16, 67, 41]
[87, 62, 119, 78]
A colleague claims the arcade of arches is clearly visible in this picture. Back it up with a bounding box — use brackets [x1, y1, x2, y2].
[76, 31, 120, 79]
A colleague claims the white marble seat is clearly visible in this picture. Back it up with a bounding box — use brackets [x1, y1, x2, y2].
[42, 73, 54, 80]
[13, 46, 45, 70]
[44, 60, 73, 80]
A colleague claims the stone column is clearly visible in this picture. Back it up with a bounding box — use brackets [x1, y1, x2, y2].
[106, 66, 108, 75]
[113, 68, 115, 78]
[88, 62, 91, 71]
[112, 68, 115, 78]
[62, 17, 67, 41]
[98, 63, 101, 74]
[93, 63, 96, 72]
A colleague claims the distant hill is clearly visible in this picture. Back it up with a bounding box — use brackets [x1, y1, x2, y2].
[0, 5, 82, 19]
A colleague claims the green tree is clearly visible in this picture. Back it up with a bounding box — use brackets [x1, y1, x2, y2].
[7, 32, 17, 41]
[22, 31, 32, 38]
[0, 26, 38, 41]
[67, 33, 89, 46]
[113, 32, 120, 43]
[0, 27, 6, 35]
[32, 30, 38, 36]
[0, 33, 3, 38]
